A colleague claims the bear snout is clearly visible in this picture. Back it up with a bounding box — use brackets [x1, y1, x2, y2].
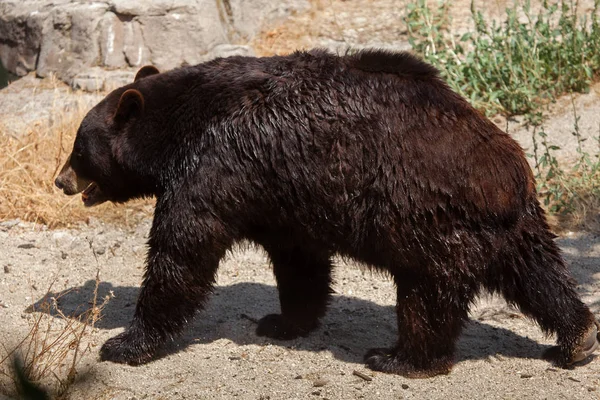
[54, 171, 79, 195]
[55, 156, 92, 195]
[54, 176, 66, 190]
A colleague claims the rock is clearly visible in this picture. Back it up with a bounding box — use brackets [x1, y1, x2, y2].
[98, 12, 127, 69]
[123, 20, 147, 67]
[0, 2, 45, 76]
[134, 5, 226, 71]
[208, 44, 255, 59]
[220, 0, 310, 41]
[0, 219, 20, 230]
[0, 0, 310, 89]
[36, 2, 109, 82]
[72, 67, 135, 92]
[52, 231, 75, 248]
[313, 378, 328, 387]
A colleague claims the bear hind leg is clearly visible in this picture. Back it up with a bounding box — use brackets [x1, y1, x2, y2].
[484, 221, 598, 367]
[256, 243, 333, 340]
[365, 270, 478, 378]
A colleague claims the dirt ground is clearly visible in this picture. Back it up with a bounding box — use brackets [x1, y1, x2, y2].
[1, 0, 600, 399]
[0, 223, 599, 399]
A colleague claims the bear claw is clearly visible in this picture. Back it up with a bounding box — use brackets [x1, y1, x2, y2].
[364, 347, 452, 378]
[100, 331, 155, 365]
[544, 320, 600, 367]
[571, 320, 600, 364]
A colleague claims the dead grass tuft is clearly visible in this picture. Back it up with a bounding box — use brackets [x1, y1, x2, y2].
[0, 87, 153, 229]
[0, 242, 111, 398]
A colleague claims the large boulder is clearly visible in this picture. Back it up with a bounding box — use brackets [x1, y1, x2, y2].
[0, 0, 309, 89]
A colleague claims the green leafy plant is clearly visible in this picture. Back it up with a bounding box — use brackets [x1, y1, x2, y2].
[406, 0, 600, 222]
[406, 0, 600, 116]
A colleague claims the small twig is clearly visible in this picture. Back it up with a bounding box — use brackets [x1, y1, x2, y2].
[352, 370, 373, 382]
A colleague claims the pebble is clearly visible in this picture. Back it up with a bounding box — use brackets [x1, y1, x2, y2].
[18, 243, 35, 249]
[0, 219, 20, 230]
[313, 379, 328, 387]
[4, 265, 10, 273]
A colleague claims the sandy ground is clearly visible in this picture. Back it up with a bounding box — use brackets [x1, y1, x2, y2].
[0, 221, 599, 399]
[1, 0, 600, 399]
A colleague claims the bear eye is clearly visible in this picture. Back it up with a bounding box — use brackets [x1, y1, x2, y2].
[71, 151, 84, 164]
[72, 139, 85, 161]
[70, 150, 86, 171]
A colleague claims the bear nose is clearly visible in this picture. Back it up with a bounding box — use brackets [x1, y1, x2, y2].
[55, 177, 65, 190]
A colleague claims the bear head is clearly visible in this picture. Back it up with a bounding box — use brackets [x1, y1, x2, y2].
[54, 65, 160, 207]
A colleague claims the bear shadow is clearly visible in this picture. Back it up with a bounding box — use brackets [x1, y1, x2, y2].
[28, 280, 556, 367]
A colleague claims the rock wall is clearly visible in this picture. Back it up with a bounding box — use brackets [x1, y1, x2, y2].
[0, 0, 309, 90]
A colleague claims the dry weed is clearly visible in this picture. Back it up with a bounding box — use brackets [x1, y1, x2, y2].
[0, 242, 111, 398]
[543, 175, 600, 233]
[0, 85, 153, 229]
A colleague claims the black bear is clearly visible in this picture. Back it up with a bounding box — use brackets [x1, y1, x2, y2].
[55, 49, 599, 377]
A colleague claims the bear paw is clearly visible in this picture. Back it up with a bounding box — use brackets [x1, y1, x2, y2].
[255, 314, 313, 340]
[543, 320, 600, 367]
[364, 348, 453, 378]
[100, 330, 156, 365]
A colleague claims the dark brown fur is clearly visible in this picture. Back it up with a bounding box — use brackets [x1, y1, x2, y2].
[55, 49, 598, 377]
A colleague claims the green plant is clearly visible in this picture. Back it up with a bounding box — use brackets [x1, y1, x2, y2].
[406, 0, 600, 117]
[406, 0, 600, 221]
[537, 103, 600, 216]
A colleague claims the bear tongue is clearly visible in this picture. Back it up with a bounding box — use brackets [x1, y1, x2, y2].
[81, 182, 98, 202]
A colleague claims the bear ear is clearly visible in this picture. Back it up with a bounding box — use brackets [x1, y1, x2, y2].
[114, 89, 145, 122]
[134, 65, 160, 82]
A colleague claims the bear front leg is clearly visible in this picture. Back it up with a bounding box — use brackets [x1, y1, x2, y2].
[256, 244, 333, 340]
[365, 272, 478, 378]
[100, 206, 232, 365]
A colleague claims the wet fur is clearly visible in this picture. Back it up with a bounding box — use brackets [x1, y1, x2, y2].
[61, 49, 595, 376]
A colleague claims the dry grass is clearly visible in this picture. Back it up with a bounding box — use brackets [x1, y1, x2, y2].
[0, 243, 111, 398]
[0, 86, 153, 229]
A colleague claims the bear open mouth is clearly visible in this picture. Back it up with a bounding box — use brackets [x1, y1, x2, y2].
[81, 182, 108, 207]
